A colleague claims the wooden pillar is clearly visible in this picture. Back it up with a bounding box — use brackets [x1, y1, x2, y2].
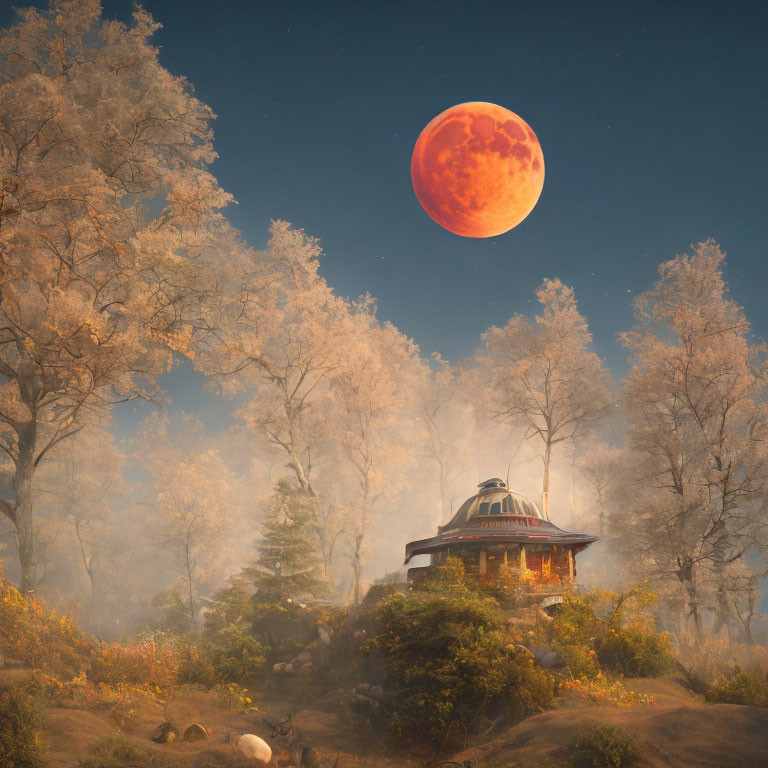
[520, 545, 526, 573]
[568, 547, 574, 580]
[479, 549, 487, 576]
[503, 549, 508, 568]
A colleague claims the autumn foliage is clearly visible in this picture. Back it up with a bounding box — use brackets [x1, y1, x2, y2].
[0, 567, 92, 675]
[0, 14, 767, 758]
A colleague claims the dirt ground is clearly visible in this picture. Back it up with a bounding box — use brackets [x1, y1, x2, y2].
[15, 673, 768, 768]
[454, 677, 768, 768]
[41, 684, 413, 768]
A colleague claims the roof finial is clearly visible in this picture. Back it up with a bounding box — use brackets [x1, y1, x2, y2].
[477, 478, 505, 489]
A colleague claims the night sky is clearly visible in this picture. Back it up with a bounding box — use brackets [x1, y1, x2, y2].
[3, 1, 767, 395]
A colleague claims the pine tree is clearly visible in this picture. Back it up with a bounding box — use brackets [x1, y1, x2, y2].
[247, 481, 326, 603]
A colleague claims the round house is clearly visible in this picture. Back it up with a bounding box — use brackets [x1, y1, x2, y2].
[404, 478, 597, 585]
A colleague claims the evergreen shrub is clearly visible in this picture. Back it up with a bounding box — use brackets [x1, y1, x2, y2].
[0, 687, 45, 768]
[705, 667, 768, 707]
[572, 722, 641, 768]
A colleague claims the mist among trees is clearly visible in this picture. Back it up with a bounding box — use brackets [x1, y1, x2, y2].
[1, 1, 767, 659]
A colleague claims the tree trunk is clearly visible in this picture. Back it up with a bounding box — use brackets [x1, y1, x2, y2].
[186, 559, 196, 628]
[73, 514, 98, 631]
[597, 494, 605, 539]
[184, 527, 196, 629]
[318, 525, 330, 578]
[683, 579, 704, 646]
[542, 439, 552, 520]
[89, 575, 97, 633]
[15, 429, 37, 594]
[710, 583, 732, 646]
[315, 498, 336, 584]
[287, 448, 314, 496]
[438, 454, 449, 527]
[352, 533, 363, 606]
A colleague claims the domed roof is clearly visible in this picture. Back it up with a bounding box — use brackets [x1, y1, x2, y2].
[404, 478, 598, 564]
[440, 478, 544, 533]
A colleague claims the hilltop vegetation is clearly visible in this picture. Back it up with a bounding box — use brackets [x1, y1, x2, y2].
[2, 558, 768, 767]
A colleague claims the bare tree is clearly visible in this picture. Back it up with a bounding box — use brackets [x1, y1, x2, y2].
[142, 417, 231, 628]
[335, 311, 422, 604]
[201, 222, 357, 496]
[617, 241, 768, 643]
[36, 426, 124, 630]
[420, 355, 478, 527]
[478, 278, 612, 519]
[577, 443, 628, 537]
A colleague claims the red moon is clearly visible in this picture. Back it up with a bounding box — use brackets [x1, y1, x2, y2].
[411, 102, 545, 238]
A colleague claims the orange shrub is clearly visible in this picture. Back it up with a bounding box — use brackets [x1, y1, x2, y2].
[558, 677, 654, 706]
[88, 636, 181, 693]
[0, 576, 93, 674]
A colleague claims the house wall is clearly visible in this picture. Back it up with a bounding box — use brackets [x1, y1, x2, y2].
[426, 543, 576, 584]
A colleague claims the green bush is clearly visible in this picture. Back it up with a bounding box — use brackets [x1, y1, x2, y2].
[705, 667, 768, 707]
[358, 582, 406, 616]
[548, 594, 602, 680]
[206, 623, 267, 683]
[424, 554, 468, 591]
[150, 586, 193, 636]
[548, 592, 674, 680]
[554, 643, 601, 681]
[175, 622, 267, 687]
[78, 736, 153, 768]
[505, 652, 557, 717]
[573, 723, 641, 768]
[370, 575, 555, 745]
[597, 626, 675, 678]
[203, 576, 255, 635]
[176, 642, 217, 688]
[249, 599, 320, 659]
[551, 593, 600, 646]
[0, 687, 45, 768]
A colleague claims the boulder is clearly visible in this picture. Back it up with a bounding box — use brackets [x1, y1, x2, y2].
[151, 721, 178, 743]
[368, 685, 383, 699]
[354, 683, 370, 696]
[236, 734, 272, 764]
[532, 646, 567, 669]
[294, 651, 312, 665]
[183, 722, 208, 742]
